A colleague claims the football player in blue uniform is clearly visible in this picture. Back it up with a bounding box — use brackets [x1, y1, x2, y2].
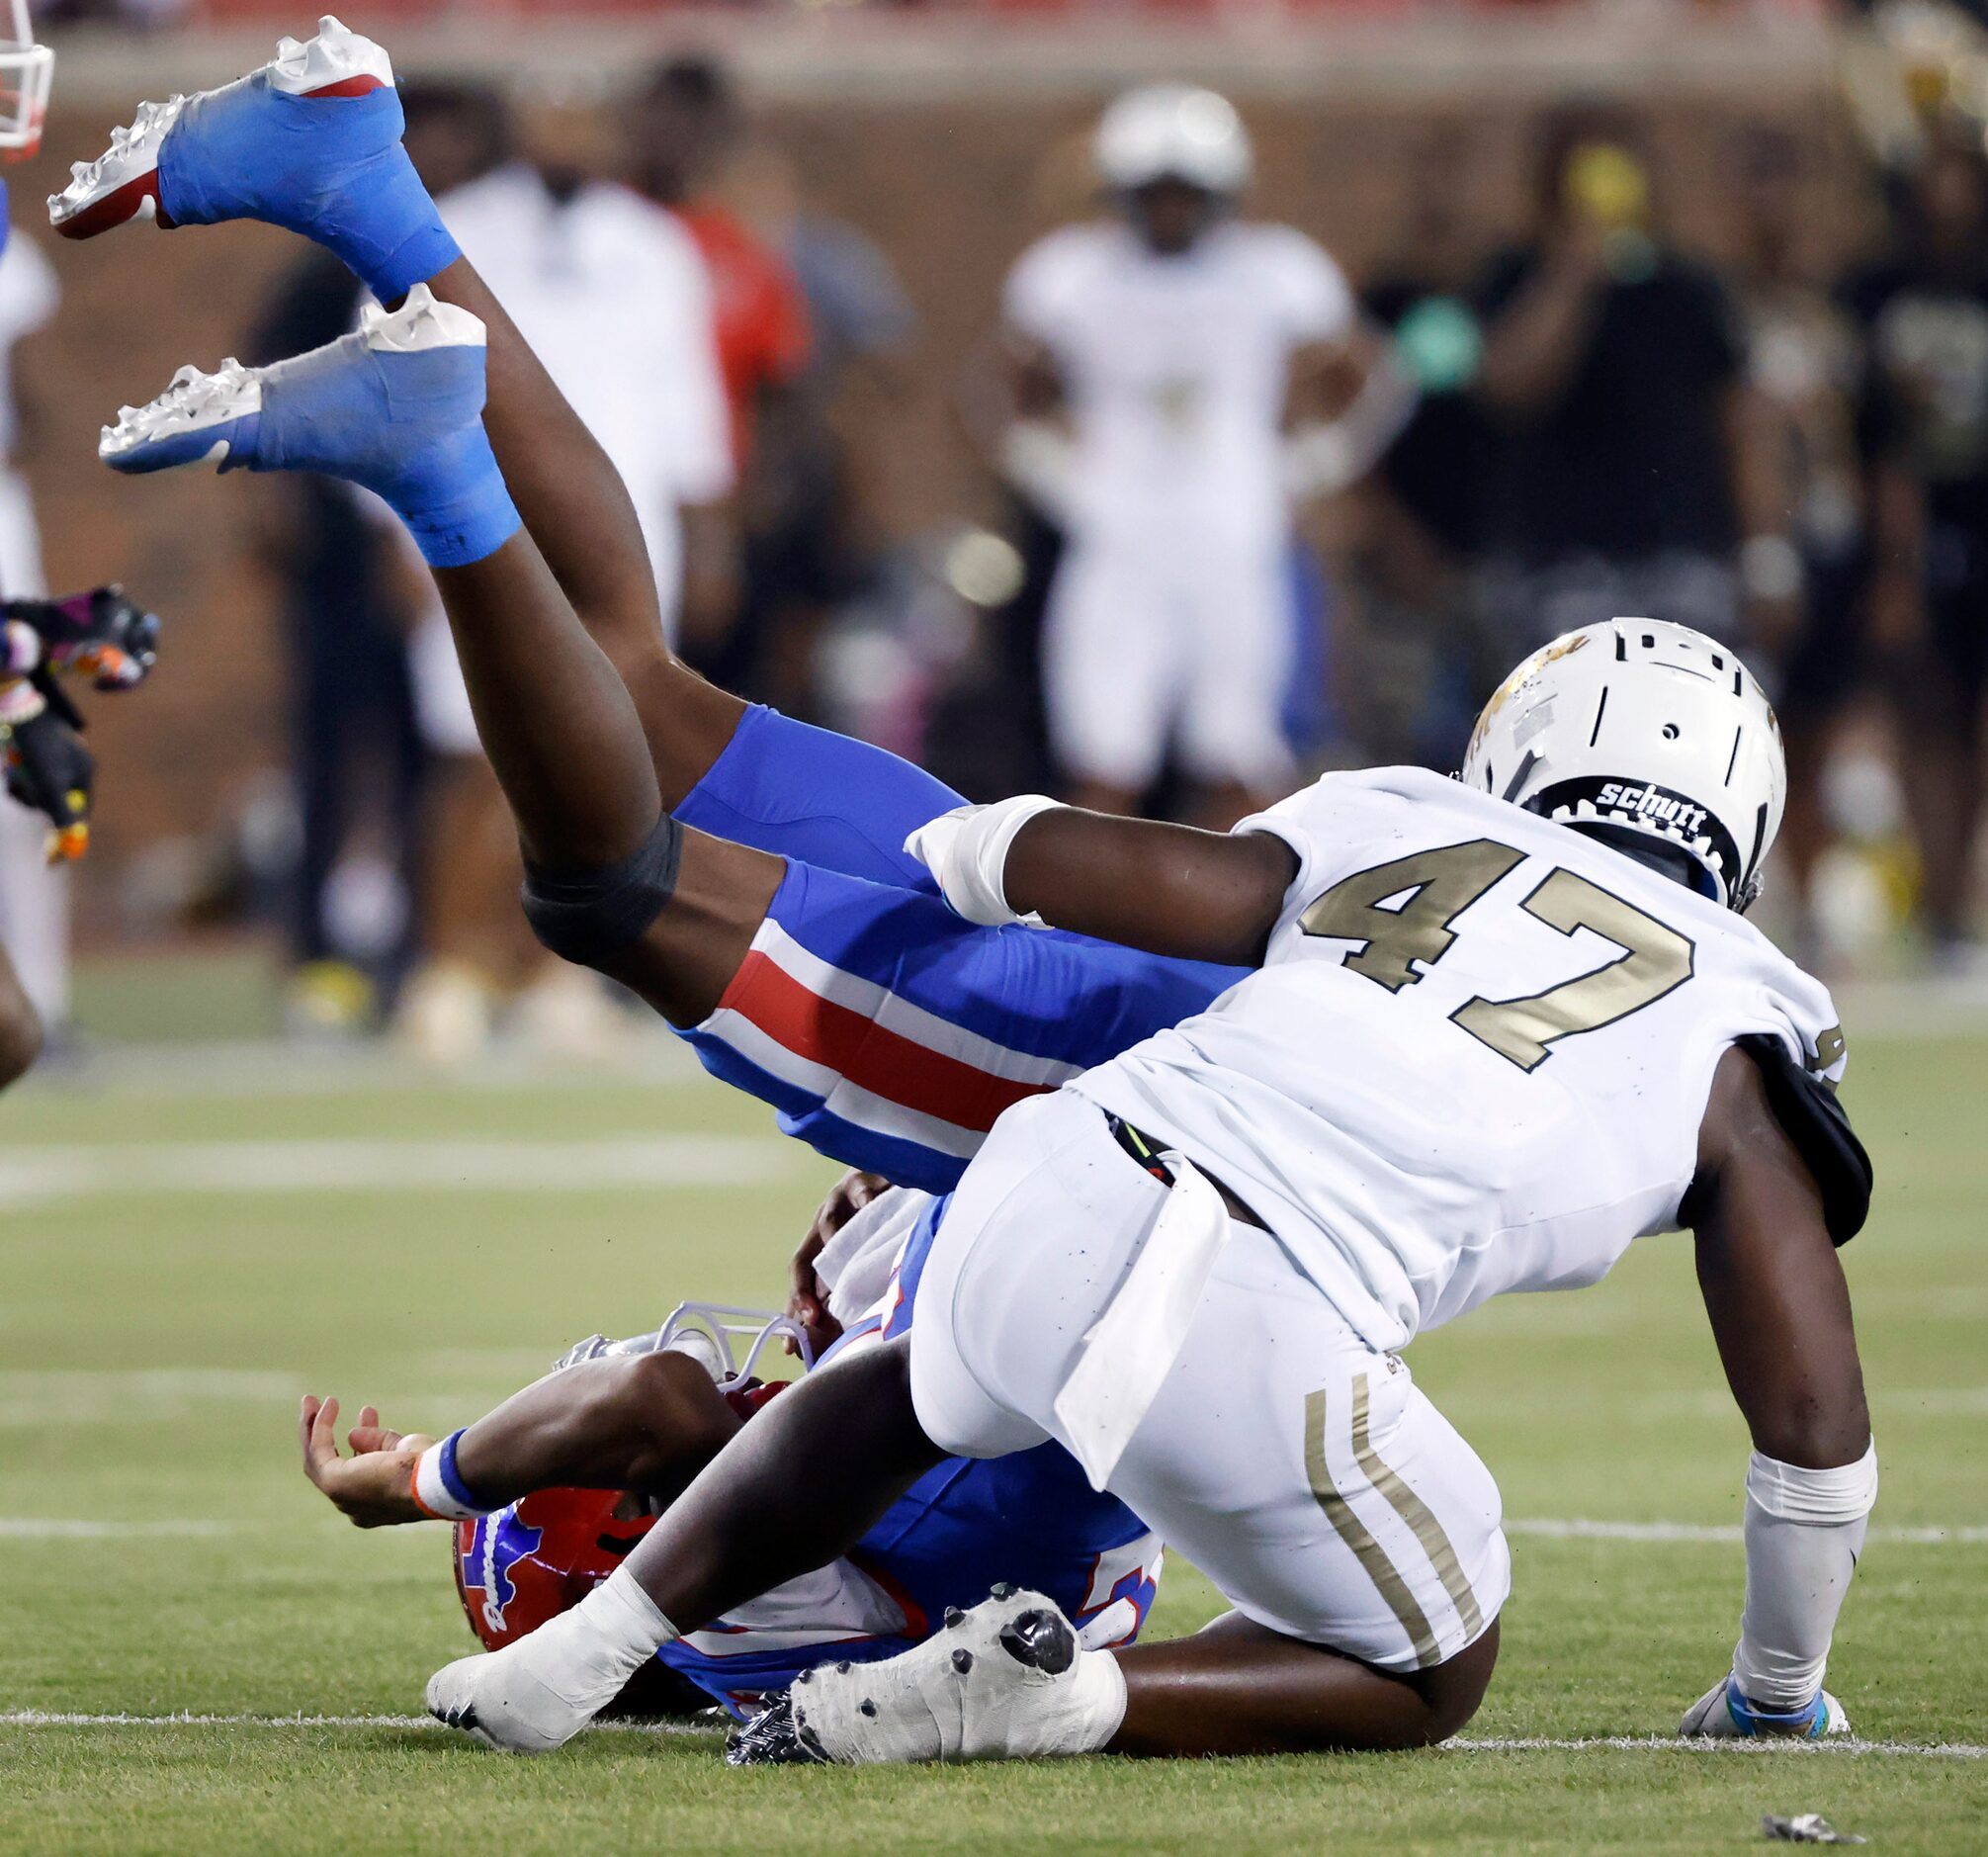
[300, 1189, 1160, 1721]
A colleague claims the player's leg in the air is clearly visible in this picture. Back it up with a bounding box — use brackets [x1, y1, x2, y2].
[52, 22, 966, 895]
[67, 19, 1232, 1192]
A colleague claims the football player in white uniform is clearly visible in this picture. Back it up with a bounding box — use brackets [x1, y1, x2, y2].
[423, 622, 1873, 1763]
[56, 27, 1868, 1761]
[998, 85, 1395, 826]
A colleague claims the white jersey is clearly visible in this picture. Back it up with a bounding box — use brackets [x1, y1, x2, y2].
[1072, 766, 1846, 1353]
[1003, 220, 1351, 552]
[435, 165, 734, 623]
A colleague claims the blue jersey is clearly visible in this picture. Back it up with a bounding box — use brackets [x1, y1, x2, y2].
[676, 706, 1239, 1195]
[656, 1196, 1162, 1715]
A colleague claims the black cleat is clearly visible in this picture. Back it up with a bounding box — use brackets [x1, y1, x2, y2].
[951, 1649, 974, 1674]
[726, 1695, 830, 1766]
[997, 1607, 1077, 1676]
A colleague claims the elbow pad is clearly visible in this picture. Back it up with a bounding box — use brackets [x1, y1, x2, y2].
[521, 813, 683, 967]
[904, 795, 1064, 928]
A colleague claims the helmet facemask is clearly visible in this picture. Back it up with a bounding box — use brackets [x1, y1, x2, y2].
[0, 0, 51, 158]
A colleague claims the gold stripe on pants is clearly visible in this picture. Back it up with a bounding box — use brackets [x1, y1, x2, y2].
[1304, 1386, 1441, 1668]
[1348, 1372, 1484, 1644]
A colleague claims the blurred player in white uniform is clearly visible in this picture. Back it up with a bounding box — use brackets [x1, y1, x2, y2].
[0, 153, 63, 1036]
[999, 86, 1381, 825]
[407, 96, 732, 757]
[0, 0, 160, 1082]
[394, 94, 735, 1059]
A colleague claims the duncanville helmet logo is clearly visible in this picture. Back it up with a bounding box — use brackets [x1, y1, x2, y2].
[465, 1507, 543, 1637]
[1594, 780, 1708, 839]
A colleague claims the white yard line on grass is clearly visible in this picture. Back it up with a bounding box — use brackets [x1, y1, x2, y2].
[1506, 1518, 1988, 1545]
[7, 1514, 1984, 1545]
[0, 1134, 805, 1206]
[0, 1713, 1977, 1757]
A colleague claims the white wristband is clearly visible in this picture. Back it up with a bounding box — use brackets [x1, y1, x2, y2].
[905, 795, 1065, 928]
[410, 1431, 489, 1521]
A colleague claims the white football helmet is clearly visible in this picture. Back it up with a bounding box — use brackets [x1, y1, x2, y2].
[1459, 619, 1785, 912]
[1093, 84, 1252, 196]
[0, 0, 49, 157]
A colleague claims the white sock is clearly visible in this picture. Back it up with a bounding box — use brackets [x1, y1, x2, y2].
[522, 1566, 678, 1712]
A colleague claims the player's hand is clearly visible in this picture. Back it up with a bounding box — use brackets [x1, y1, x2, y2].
[9, 587, 161, 690]
[786, 1169, 891, 1355]
[906, 796, 1061, 929]
[1679, 1673, 1850, 1738]
[0, 687, 94, 862]
[299, 1394, 434, 1529]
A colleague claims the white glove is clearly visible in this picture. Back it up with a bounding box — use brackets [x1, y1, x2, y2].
[905, 795, 1064, 928]
[1680, 1673, 1850, 1739]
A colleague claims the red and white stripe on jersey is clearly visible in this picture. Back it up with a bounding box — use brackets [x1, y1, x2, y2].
[697, 917, 1081, 1161]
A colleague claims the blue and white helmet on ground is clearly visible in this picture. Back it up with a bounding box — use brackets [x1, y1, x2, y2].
[1460, 619, 1785, 913]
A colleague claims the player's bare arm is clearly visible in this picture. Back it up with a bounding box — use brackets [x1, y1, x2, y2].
[1690, 1045, 1870, 1470]
[1677, 1042, 1875, 1738]
[911, 799, 1295, 965]
[302, 1349, 741, 1531]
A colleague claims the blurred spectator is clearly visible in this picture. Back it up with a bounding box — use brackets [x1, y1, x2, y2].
[249, 80, 510, 1035]
[0, 221, 63, 1033]
[395, 83, 734, 1060]
[1723, 123, 1869, 951]
[1351, 121, 1502, 768]
[1848, 123, 1988, 965]
[629, 55, 809, 665]
[1473, 100, 1793, 662]
[719, 139, 920, 718]
[994, 85, 1373, 827]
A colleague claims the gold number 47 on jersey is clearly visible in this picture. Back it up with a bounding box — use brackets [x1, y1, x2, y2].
[1299, 839, 1696, 1073]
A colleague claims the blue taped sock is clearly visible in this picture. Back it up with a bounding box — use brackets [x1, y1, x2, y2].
[160, 79, 460, 303]
[245, 329, 519, 568]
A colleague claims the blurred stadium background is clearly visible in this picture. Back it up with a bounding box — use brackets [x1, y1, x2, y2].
[8, 0, 1988, 1058]
[4, 3, 1988, 1849]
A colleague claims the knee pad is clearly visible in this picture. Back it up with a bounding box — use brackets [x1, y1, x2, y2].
[521, 812, 683, 968]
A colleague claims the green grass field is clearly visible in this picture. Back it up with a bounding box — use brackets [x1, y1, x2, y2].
[2, 1011, 1984, 1854]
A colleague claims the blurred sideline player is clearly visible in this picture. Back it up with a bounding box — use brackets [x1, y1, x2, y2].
[996, 85, 1397, 827]
[67, 21, 1870, 1759]
[392, 81, 736, 1061]
[0, 1, 159, 1086]
[0, 0, 64, 1054]
[298, 1188, 1159, 1720]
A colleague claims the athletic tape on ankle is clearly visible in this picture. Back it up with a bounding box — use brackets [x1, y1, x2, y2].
[410, 1430, 490, 1521]
[522, 813, 684, 967]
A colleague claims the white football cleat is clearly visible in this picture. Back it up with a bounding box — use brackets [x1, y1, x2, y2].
[424, 1642, 596, 1756]
[727, 1584, 1127, 1765]
[49, 16, 394, 240]
[1680, 1673, 1851, 1739]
